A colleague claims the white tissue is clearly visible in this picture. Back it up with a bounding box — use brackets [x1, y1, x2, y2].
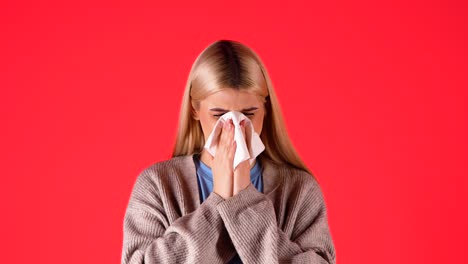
[204, 111, 265, 169]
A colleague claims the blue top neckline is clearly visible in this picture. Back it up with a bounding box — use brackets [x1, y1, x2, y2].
[196, 154, 262, 183]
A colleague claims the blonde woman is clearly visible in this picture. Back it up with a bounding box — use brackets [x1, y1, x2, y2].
[121, 40, 336, 264]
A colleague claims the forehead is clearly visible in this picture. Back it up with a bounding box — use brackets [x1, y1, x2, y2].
[201, 89, 262, 108]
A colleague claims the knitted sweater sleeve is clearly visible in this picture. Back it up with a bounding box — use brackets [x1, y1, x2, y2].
[121, 168, 233, 264]
[216, 177, 336, 264]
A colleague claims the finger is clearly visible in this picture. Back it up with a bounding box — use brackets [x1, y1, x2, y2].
[223, 119, 233, 143]
[212, 120, 224, 146]
[240, 120, 246, 138]
[218, 119, 232, 154]
[225, 119, 236, 155]
[228, 139, 236, 160]
[221, 119, 232, 142]
[227, 119, 235, 142]
[227, 121, 236, 158]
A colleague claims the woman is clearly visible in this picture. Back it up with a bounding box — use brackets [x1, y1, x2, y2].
[121, 40, 336, 264]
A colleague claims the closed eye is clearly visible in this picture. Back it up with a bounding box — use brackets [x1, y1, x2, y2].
[214, 113, 254, 117]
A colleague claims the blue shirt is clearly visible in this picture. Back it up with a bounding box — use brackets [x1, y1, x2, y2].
[193, 153, 263, 264]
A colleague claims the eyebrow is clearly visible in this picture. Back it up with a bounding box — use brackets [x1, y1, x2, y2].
[209, 107, 258, 112]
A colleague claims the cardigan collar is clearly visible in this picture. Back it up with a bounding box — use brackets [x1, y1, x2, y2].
[177, 153, 284, 207]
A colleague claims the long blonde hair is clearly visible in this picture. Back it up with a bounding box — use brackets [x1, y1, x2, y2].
[172, 40, 314, 176]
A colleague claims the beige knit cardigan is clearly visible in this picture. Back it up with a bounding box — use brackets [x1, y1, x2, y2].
[121, 154, 336, 264]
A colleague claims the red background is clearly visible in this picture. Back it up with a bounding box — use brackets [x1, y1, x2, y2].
[1, 1, 467, 263]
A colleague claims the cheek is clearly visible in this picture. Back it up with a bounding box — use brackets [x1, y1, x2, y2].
[253, 122, 263, 135]
[200, 118, 218, 138]
[251, 115, 264, 135]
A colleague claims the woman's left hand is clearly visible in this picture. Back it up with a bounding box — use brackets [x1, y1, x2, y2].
[233, 120, 252, 196]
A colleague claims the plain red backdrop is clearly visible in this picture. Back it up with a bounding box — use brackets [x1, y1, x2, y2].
[1, 0, 467, 263]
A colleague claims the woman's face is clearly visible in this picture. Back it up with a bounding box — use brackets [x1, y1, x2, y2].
[192, 89, 266, 142]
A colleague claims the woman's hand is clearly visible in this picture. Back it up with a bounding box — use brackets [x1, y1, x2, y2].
[233, 120, 251, 195]
[212, 119, 236, 199]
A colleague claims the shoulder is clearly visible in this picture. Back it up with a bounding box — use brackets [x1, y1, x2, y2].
[272, 164, 331, 224]
[265, 159, 320, 190]
[285, 165, 318, 185]
[139, 155, 190, 177]
[125, 155, 194, 211]
[268, 160, 325, 202]
[131, 155, 193, 193]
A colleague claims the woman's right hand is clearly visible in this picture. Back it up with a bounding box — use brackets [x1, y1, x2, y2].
[212, 119, 237, 199]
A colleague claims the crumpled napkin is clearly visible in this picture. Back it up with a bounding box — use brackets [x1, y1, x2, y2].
[204, 111, 265, 169]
